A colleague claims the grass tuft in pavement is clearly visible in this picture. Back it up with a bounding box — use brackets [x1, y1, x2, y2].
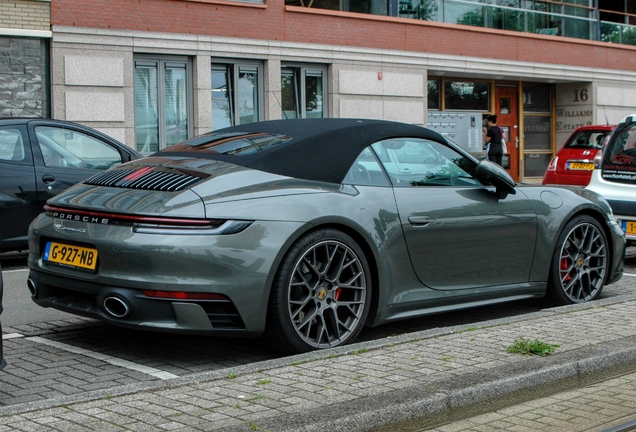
[507, 337, 559, 356]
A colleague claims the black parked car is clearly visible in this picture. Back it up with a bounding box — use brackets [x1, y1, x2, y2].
[0, 118, 142, 253]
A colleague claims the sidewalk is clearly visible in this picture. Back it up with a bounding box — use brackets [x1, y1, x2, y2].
[426, 369, 636, 432]
[2, 293, 636, 431]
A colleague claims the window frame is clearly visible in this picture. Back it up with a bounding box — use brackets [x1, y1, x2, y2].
[281, 64, 328, 120]
[211, 59, 264, 131]
[134, 55, 193, 153]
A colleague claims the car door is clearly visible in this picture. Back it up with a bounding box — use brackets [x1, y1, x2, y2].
[371, 138, 538, 290]
[27, 121, 128, 212]
[0, 124, 37, 251]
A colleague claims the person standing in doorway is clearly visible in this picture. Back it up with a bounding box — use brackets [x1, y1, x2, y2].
[483, 114, 504, 166]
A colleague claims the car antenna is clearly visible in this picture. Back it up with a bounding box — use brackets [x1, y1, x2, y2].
[601, 104, 609, 126]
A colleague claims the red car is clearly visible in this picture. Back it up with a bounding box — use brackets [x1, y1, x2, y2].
[542, 125, 615, 186]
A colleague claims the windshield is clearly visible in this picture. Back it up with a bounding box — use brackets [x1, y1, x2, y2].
[601, 120, 636, 185]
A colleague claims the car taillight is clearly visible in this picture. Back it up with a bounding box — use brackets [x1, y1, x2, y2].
[547, 156, 558, 171]
[593, 151, 603, 169]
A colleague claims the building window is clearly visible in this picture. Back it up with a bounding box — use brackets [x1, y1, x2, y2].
[427, 79, 440, 110]
[444, 81, 490, 111]
[134, 57, 191, 153]
[212, 62, 262, 131]
[281, 66, 326, 119]
[523, 85, 551, 113]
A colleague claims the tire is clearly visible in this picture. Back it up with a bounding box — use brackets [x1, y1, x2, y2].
[545, 215, 609, 306]
[266, 229, 371, 354]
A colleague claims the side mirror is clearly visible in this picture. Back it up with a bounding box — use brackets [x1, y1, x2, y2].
[476, 160, 516, 199]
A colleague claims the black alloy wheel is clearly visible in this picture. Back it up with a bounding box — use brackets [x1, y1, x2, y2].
[547, 214, 608, 305]
[266, 229, 371, 354]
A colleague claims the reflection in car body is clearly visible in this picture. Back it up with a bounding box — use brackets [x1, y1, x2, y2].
[27, 119, 625, 354]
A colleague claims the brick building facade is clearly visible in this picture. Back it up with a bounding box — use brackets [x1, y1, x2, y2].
[9, 0, 636, 180]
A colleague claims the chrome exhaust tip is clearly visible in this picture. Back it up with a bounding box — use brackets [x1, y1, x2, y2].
[103, 296, 130, 318]
[27, 278, 37, 297]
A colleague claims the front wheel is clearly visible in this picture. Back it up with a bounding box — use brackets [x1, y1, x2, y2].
[546, 215, 609, 305]
[266, 229, 371, 354]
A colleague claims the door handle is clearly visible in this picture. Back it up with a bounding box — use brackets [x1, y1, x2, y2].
[42, 174, 55, 184]
[408, 216, 436, 226]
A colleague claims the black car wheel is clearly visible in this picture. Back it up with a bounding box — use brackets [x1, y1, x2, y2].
[267, 229, 371, 354]
[546, 215, 608, 305]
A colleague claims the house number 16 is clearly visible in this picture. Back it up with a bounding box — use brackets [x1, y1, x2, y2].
[573, 88, 588, 102]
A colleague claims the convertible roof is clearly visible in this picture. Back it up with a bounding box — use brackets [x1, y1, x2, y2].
[156, 118, 445, 184]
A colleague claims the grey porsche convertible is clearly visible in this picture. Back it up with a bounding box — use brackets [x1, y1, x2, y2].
[27, 119, 625, 354]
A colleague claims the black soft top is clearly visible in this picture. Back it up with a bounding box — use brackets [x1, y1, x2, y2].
[156, 118, 445, 184]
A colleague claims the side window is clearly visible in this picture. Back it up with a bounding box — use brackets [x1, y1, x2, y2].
[0, 126, 31, 165]
[371, 138, 479, 187]
[343, 148, 390, 186]
[623, 129, 636, 152]
[602, 123, 636, 185]
[607, 126, 636, 157]
[35, 126, 123, 170]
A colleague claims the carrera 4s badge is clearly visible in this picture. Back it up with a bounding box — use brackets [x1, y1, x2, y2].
[53, 222, 88, 234]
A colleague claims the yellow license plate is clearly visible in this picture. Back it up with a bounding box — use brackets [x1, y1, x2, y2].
[625, 221, 636, 235]
[44, 241, 98, 270]
[567, 162, 593, 171]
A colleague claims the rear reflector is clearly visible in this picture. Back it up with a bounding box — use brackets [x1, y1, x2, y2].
[142, 290, 229, 301]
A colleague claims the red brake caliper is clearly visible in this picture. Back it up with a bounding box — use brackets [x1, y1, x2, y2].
[334, 287, 342, 301]
[560, 257, 572, 281]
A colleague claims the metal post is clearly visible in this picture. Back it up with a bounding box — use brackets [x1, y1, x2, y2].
[594, 0, 600, 41]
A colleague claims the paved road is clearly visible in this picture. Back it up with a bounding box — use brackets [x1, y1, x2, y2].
[0, 248, 634, 417]
[0, 267, 635, 431]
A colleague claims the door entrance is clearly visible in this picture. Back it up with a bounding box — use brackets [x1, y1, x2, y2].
[494, 85, 519, 181]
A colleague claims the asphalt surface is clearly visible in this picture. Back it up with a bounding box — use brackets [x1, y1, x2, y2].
[0, 250, 634, 431]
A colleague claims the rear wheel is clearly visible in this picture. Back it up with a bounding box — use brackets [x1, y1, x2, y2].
[546, 215, 608, 305]
[266, 229, 371, 354]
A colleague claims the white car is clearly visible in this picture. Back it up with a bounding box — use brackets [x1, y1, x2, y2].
[586, 113, 636, 246]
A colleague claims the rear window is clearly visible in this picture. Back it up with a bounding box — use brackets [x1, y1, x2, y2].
[161, 132, 292, 156]
[601, 121, 636, 185]
[565, 129, 612, 150]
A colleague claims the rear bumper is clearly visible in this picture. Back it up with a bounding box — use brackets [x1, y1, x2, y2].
[27, 268, 254, 337]
[27, 212, 307, 336]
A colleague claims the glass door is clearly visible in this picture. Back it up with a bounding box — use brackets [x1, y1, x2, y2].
[495, 85, 519, 181]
